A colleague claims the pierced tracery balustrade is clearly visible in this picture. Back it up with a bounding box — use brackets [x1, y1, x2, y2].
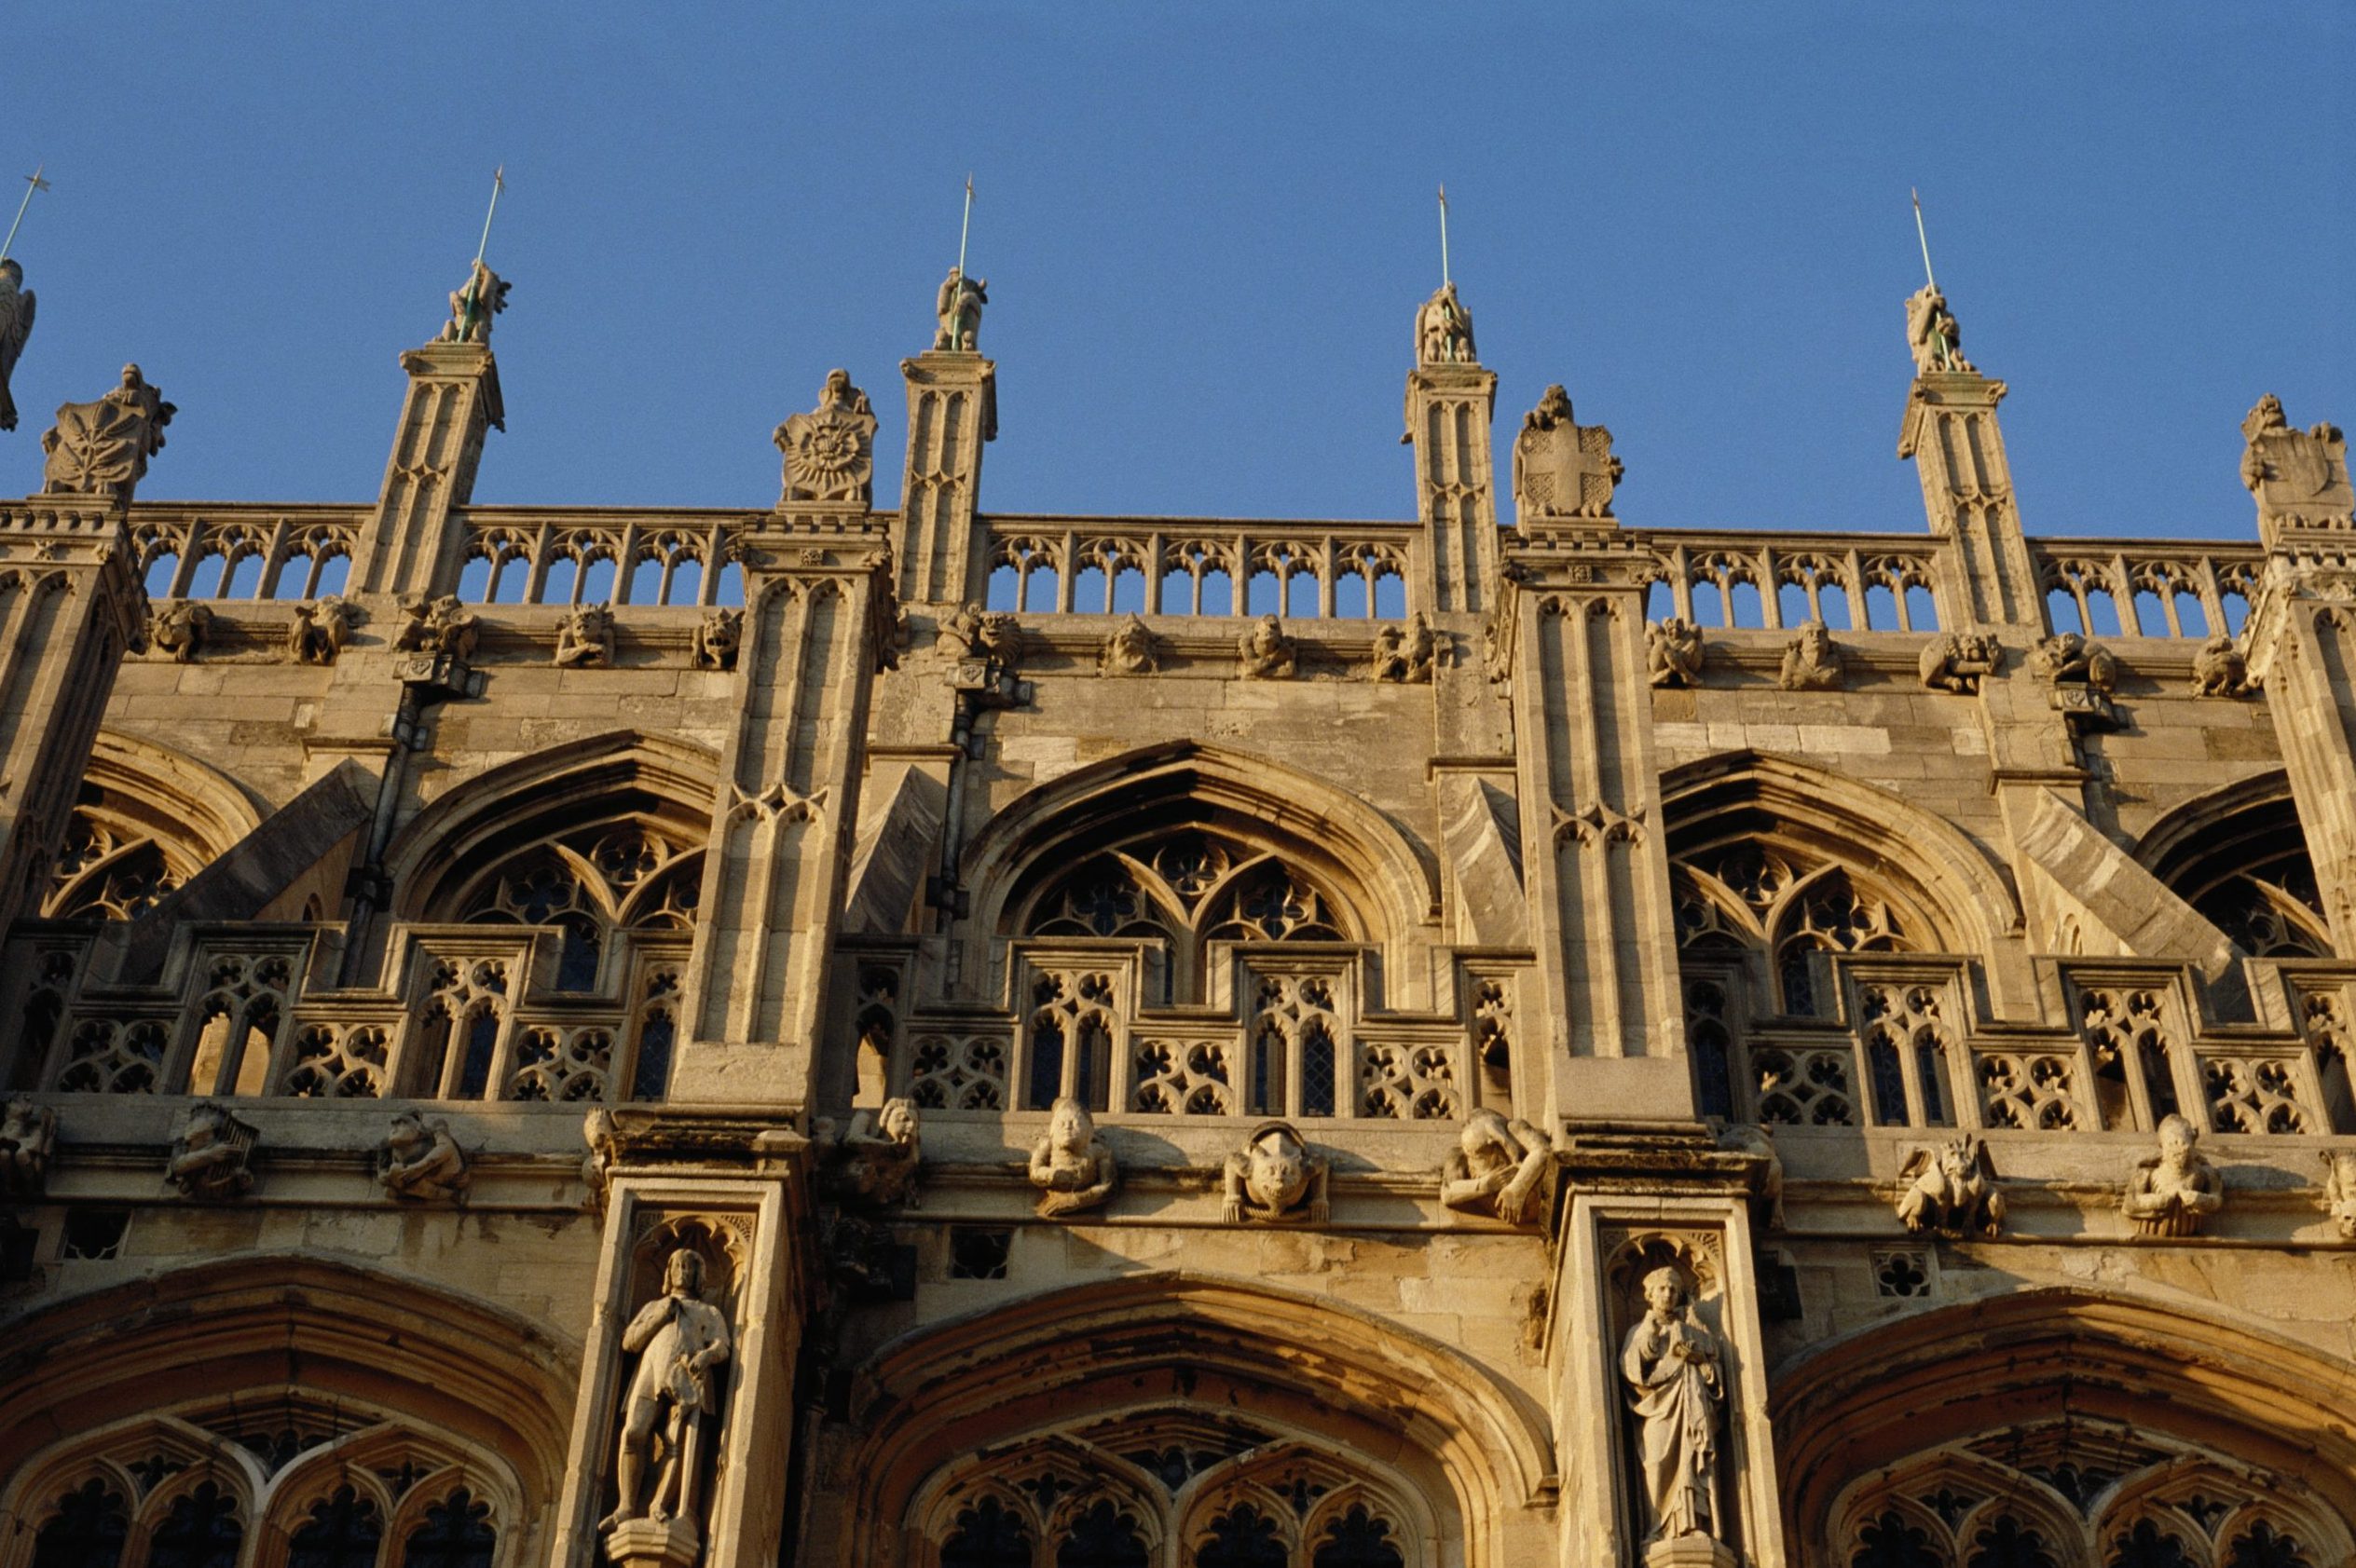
[2030, 538, 2265, 640]
[979, 515, 1420, 619]
[125, 504, 367, 603]
[1642, 529, 1954, 633]
[450, 509, 746, 607]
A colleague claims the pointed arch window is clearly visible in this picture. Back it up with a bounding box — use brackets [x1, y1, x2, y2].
[1056, 1501, 1149, 1568]
[940, 1496, 1033, 1568]
[146, 1481, 243, 1568]
[287, 1486, 385, 1568]
[1196, 1503, 1286, 1568]
[30, 1479, 131, 1568]
[1310, 1506, 1404, 1568]
[400, 1490, 497, 1568]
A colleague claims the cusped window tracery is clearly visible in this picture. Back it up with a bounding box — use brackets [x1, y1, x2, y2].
[456, 823, 702, 995]
[911, 1412, 1426, 1568]
[2142, 786, 2335, 961]
[1829, 1420, 2350, 1568]
[3, 1392, 519, 1568]
[1671, 842, 1925, 1017]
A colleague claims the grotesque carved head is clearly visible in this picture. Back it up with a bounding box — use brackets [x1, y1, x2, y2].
[2157, 1112, 2199, 1169]
[877, 1098, 919, 1148]
[1244, 1122, 1311, 1210]
[1048, 1095, 1094, 1154]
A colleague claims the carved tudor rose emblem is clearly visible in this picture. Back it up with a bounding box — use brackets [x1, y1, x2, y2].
[1512, 384, 1623, 526]
[776, 368, 879, 507]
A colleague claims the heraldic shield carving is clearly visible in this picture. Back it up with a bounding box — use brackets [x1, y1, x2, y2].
[776, 368, 879, 508]
[1513, 383, 1623, 525]
[2241, 393, 2353, 531]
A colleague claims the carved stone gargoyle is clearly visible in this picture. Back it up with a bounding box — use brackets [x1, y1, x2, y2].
[1895, 1134, 2005, 1239]
[2323, 1150, 2356, 1241]
[149, 600, 212, 664]
[0, 1096, 57, 1199]
[376, 1111, 468, 1204]
[1439, 1109, 1549, 1226]
[1919, 630, 1999, 694]
[1222, 1119, 1329, 1224]
[1371, 611, 1436, 684]
[288, 596, 356, 666]
[1647, 618, 1704, 689]
[1236, 614, 1296, 680]
[817, 1098, 922, 1209]
[1099, 614, 1162, 676]
[2122, 1113, 2224, 1238]
[692, 608, 743, 672]
[1028, 1096, 1117, 1219]
[167, 1101, 257, 1198]
[2030, 632, 2122, 730]
[2191, 633, 2252, 699]
[555, 603, 614, 668]
[1777, 620, 1843, 691]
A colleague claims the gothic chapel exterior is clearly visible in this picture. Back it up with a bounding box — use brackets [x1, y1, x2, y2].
[0, 257, 2352, 1568]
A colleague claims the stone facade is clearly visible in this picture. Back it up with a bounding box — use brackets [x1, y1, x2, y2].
[0, 273, 2352, 1568]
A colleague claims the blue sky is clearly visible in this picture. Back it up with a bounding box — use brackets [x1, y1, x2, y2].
[7, 4, 2349, 540]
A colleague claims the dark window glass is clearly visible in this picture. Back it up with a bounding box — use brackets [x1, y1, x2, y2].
[148, 1481, 243, 1568]
[288, 1485, 384, 1568]
[453, 1012, 500, 1100]
[940, 1495, 1031, 1568]
[1057, 1501, 1147, 1568]
[1196, 1503, 1286, 1568]
[30, 1479, 130, 1568]
[400, 1489, 496, 1568]
[630, 1012, 676, 1101]
[1312, 1504, 1404, 1568]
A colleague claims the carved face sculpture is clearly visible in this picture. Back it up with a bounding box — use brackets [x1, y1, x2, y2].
[664, 1248, 705, 1297]
[2157, 1114, 2198, 1175]
[1641, 1266, 1689, 1318]
[1245, 1127, 1311, 1211]
[878, 1099, 916, 1147]
[1048, 1097, 1092, 1154]
[389, 1113, 426, 1155]
[1938, 1141, 1972, 1189]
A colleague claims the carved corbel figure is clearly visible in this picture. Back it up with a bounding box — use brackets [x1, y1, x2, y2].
[598, 1248, 733, 1543]
[555, 603, 615, 668]
[2322, 1150, 2356, 1240]
[2190, 633, 2252, 698]
[1028, 1096, 1118, 1218]
[774, 368, 879, 507]
[1905, 284, 1974, 375]
[436, 259, 510, 347]
[1222, 1119, 1330, 1224]
[376, 1111, 468, 1203]
[1414, 280, 1477, 365]
[2031, 631, 2122, 728]
[1236, 614, 1297, 679]
[1646, 617, 1704, 689]
[41, 363, 174, 501]
[149, 600, 212, 664]
[1099, 614, 1162, 676]
[692, 607, 743, 672]
[582, 1106, 620, 1215]
[934, 266, 987, 352]
[0, 257, 33, 432]
[288, 595, 355, 665]
[2122, 1113, 2225, 1237]
[1919, 629, 1999, 694]
[395, 593, 481, 661]
[1371, 610, 1437, 684]
[1620, 1265, 1729, 1549]
[1895, 1134, 2005, 1239]
[167, 1101, 256, 1198]
[0, 1096, 57, 1198]
[1777, 620, 1844, 691]
[1439, 1108, 1550, 1225]
[820, 1098, 922, 1209]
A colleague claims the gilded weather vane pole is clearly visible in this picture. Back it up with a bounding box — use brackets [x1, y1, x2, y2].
[0, 164, 52, 265]
[1911, 186, 1938, 292]
[1437, 184, 1451, 287]
[458, 166, 506, 342]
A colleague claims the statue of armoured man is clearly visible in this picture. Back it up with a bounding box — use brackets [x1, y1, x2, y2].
[601, 1249, 733, 1535]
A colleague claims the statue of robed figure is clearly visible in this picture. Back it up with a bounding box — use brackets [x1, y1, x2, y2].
[1620, 1265, 1728, 1547]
